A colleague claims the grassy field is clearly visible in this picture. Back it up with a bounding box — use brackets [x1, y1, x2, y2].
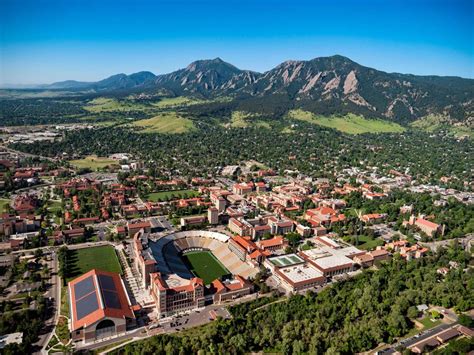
[47, 200, 63, 213]
[151, 96, 206, 108]
[69, 155, 118, 170]
[182, 251, 230, 284]
[145, 189, 199, 202]
[419, 316, 441, 329]
[288, 110, 406, 134]
[355, 235, 384, 250]
[66, 246, 122, 282]
[230, 111, 268, 128]
[0, 198, 11, 212]
[411, 114, 472, 139]
[132, 112, 196, 133]
[84, 97, 150, 113]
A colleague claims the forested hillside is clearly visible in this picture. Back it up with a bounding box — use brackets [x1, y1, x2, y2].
[6, 55, 473, 125]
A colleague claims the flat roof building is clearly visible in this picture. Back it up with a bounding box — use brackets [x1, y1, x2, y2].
[275, 263, 325, 292]
[300, 246, 357, 277]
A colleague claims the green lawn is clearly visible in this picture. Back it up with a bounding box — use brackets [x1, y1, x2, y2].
[182, 251, 230, 285]
[69, 155, 118, 170]
[47, 200, 63, 213]
[288, 110, 406, 134]
[0, 198, 11, 212]
[66, 246, 122, 282]
[145, 189, 199, 202]
[419, 316, 441, 329]
[132, 112, 196, 134]
[356, 235, 384, 250]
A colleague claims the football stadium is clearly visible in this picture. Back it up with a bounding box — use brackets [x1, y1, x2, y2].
[150, 230, 258, 284]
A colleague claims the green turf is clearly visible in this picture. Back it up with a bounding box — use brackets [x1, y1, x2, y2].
[270, 254, 303, 266]
[66, 246, 122, 281]
[419, 317, 441, 329]
[69, 155, 118, 170]
[0, 198, 11, 212]
[47, 200, 63, 213]
[145, 189, 199, 202]
[355, 235, 384, 250]
[132, 112, 196, 134]
[288, 110, 406, 134]
[182, 251, 229, 285]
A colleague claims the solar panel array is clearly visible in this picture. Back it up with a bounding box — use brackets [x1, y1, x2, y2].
[76, 292, 99, 319]
[98, 274, 116, 291]
[74, 276, 95, 299]
[72, 272, 125, 323]
[102, 290, 122, 309]
[74, 276, 99, 320]
[98, 274, 122, 309]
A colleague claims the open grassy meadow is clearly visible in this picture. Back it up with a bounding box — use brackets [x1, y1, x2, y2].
[230, 111, 271, 128]
[84, 97, 150, 113]
[132, 112, 196, 133]
[411, 114, 472, 138]
[288, 110, 406, 134]
[182, 251, 230, 284]
[69, 155, 118, 170]
[145, 189, 199, 202]
[151, 96, 205, 108]
[66, 245, 122, 282]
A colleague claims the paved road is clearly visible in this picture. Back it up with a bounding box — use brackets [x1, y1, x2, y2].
[0, 144, 55, 161]
[420, 235, 473, 252]
[77, 293, 267, 352]
[34, 252, 61, 354]
[380, 322, 457, 354]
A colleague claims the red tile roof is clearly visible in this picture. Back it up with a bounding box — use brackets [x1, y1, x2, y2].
[68, 269, 134, 331]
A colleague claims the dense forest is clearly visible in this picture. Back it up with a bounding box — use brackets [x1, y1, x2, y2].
[342, 190, 474, 239]
[114, 243, 472, 354]
[11, 118, 473, 185]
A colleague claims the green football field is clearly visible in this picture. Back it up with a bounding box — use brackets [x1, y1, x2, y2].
[66, 246, 122, 281]
[182, 251, 230, 285]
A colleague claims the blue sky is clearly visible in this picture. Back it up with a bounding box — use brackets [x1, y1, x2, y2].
[1, 0, 473, 85]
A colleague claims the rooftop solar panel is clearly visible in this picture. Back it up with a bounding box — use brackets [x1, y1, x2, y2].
[76, 292, 99, 320]
[98, 274, 116, 291]
[102, 290, 121, 309]
[74, 276, 95, 300]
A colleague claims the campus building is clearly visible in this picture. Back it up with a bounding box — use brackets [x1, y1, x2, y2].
[208, 207, 219, 225]
[68, 269, 136, 343]
[132, 229, 157, 288]
[228, 235, 269, 263]
[210, 275, 254, 303]
[266, 254, 325, 292]
[150, 272, 205, 317]
[256, 236, 288, 254]
[299, 239, 365, 277]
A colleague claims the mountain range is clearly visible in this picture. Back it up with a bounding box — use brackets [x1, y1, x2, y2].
[40, 55, 474, 123]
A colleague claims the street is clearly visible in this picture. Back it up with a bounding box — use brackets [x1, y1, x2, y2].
[380, 322, 457, 354]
